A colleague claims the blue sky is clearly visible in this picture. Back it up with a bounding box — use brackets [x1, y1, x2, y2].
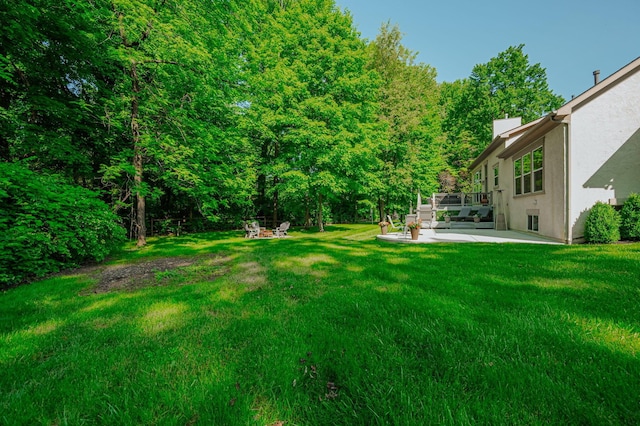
[334, 0, 639, 101]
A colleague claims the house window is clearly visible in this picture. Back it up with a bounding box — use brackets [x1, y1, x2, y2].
[533, 147, 543, 192]
[473, 170, 482, 193]
[514, 158, 522, 195]
[493, 164, 499, 187]
[528, 215, 539, 232]
[514, 146, 543, 195]
[522, 153, 531, 193]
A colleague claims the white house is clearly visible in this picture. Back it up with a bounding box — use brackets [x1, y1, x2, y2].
[469, 57, 640, 243]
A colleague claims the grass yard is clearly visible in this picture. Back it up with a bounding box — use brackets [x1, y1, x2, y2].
[1, 224, 639, 425]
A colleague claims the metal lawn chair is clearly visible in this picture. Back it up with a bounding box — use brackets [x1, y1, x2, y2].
[387, 215, 409, 238]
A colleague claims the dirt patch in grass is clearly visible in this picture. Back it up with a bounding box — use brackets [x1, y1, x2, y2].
[79, 253, 232, 295]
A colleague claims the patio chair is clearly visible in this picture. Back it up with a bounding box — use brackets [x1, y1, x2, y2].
[273, 221, 290, 237]
[387, 214, 410, 238]
[451, 207, 472, 221]
[387, 214, 403, 231]
[476, 206, 492, 221]
[244, 221, 260, 238]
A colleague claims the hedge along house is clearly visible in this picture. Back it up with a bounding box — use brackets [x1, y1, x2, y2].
[469, 57, 640, 244]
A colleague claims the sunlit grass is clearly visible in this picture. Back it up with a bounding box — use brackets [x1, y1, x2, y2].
[1, 224, 639, 425]
[568, 314, 640, 356]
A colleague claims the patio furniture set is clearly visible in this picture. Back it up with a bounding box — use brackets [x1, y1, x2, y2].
[244, 221, 290, 239]
[383, 192, 495, 239]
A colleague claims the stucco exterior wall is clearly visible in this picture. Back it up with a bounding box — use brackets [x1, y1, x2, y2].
[569, 71, 640, 240]
[469, 60, 640, 244]
[471, 125, 567, 242]
[506, 125, 566, 242]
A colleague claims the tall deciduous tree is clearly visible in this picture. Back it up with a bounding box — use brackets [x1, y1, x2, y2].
[2, 0, 255, 246]
[367, 23, 444, 220]
[0, 0, 115, 181]
[101, 0, 252, 245]
[243, 0, 381, 230]
[441, 45, 564, 178]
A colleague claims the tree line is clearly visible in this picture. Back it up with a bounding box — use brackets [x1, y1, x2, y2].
[1, 0, 564, 249]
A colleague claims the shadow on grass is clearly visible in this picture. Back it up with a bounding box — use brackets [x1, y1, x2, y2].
[2, 224, 639, 424]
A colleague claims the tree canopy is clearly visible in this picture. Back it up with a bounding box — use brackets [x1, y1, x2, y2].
[242, 0, 383, 229]
[440, 45, 564, 184]
[367, 23, 444, 219]
[1, 1, 565, 254]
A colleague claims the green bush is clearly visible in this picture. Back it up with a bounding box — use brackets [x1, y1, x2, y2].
[619, 193, 640, 241]
[584, 201, 620, 244]
[0, 162, 126, 287]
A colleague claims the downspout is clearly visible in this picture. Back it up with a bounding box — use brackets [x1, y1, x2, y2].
[552, 112, 571, 244]
[563, 121, 571, 244]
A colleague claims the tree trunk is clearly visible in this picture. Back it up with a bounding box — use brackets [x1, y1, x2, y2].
[256, 141, 269, 221]
[378, 197, 386, 223]
[131, 61, 146, 247]
[318, 193, 324, 232]
[272, 181, 279, 228]
[304, 194, 311, 228]
[134, 150, 146, 247]
[271, 141, 280, 228]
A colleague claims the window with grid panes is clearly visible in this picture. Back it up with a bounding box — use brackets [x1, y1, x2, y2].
[533, 147, 543, 192]
[514, 158, 522, 195]
[473, 170, 482, 193]
[514, 146, 543, 195]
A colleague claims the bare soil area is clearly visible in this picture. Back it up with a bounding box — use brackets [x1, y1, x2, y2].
[78, 253, 232, 295]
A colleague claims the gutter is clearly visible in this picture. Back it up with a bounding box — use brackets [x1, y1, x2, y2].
[497, 113, 567, 159]
[470, 118, 544, 171]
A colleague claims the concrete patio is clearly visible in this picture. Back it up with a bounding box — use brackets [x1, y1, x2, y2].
[377, 229, 561, 244]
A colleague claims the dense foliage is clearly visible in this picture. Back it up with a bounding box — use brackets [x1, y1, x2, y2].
[367, 23, 445, 220]
[584, 201, 620, 244]
[440, 45, 564, 185]
[619, 193, 640, 241]
[1, 0, 254, 246]
[242, 0, 384, 230]
[1, 0, 564, 251]
[0, 162, 125, 286]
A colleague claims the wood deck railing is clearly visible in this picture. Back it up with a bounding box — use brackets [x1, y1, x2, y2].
[431, 192, 492, 208]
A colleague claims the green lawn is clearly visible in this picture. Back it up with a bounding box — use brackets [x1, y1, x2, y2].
[2, 225, 639, 425]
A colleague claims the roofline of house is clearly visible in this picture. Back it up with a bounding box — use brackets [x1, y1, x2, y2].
[471, 56, 640, 164]
[557, 56, 640, 116]
[497, 114, 567, 158]
[469, 118, 543, 170]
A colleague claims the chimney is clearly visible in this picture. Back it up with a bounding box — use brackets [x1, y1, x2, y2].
[593, 70, 600, 85]
[493, 116, 522, 139]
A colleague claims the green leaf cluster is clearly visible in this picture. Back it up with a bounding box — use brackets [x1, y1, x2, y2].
[241, 0, 385, 229]
[440, 45, 564, 180]
[620, 193, 640, 240]
[0, 162, 125, 287]
[584, 201, 620, 244]
[1, 0, 569, 248]
[367, 23, 445, 218]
